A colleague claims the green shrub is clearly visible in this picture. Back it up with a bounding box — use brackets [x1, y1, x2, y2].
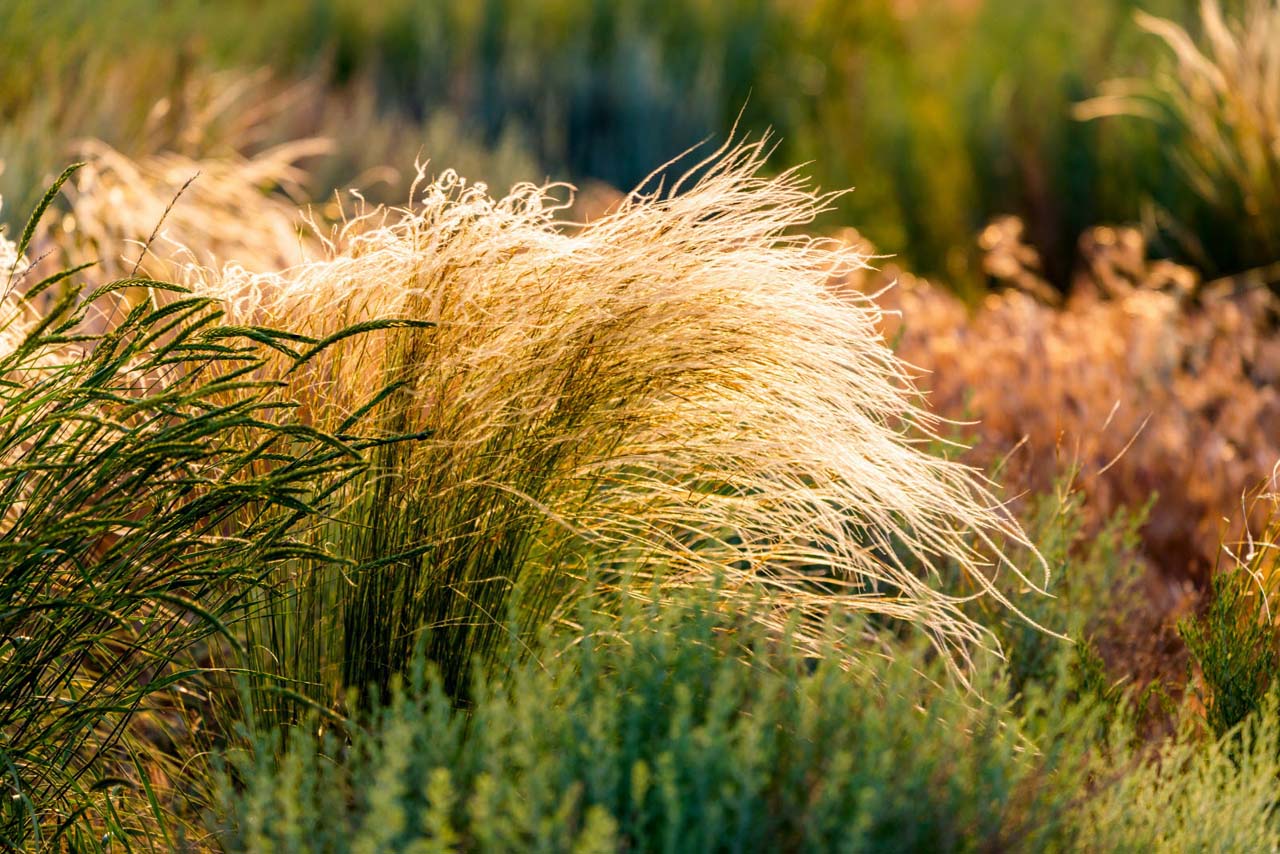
[221, 569, 1280, 853]
[219, 582, 1102, 853]
[911, 470, 1147, 707]
[987, 483, 1148, 699]
[1181, 568, 1280, 739]
[1081, 698, 1280, 851]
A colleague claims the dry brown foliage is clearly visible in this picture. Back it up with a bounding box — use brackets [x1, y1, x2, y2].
[839, 222, 1280, 588]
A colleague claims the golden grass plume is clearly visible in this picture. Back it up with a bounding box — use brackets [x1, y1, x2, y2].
[165, 139, 1051, 695]
[58, 138, 327, 284]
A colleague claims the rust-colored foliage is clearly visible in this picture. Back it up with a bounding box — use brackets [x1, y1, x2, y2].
[840, 222, 1280, 588]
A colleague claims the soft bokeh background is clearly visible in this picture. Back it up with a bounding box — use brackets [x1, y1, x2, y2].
[4, 0, 1264, 294]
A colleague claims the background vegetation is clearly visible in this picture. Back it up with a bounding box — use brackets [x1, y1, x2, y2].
[4, 0, 1274, 293]
[2, 0, 1280, 851]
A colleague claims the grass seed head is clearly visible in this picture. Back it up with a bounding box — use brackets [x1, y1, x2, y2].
[178, 139, 1050, 696]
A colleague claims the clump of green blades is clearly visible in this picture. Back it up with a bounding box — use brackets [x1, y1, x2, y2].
[0, 166, 411, 846]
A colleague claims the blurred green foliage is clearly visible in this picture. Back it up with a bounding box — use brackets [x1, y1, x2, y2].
[221, 582, 1099, 852]
[10, 0, 1267, 297]
[221, 574, 1280, 853]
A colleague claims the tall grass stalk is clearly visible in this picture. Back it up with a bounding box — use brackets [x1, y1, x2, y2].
[173, 140, 1051, 711]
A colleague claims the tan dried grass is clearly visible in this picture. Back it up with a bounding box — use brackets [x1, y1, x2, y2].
[158, 139, 1052, 694]
[59, 138, 326, 284]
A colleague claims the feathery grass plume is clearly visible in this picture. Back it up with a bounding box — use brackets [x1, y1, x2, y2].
[0, 175, 373, 846]
[57, 139, 328, 286]
[184, 139, 1050, 708]
[1077, 0, 1280, 272]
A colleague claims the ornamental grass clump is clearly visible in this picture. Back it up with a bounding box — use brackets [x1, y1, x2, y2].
[0, 173, 375, 846]
[175, 139, 1049, 709]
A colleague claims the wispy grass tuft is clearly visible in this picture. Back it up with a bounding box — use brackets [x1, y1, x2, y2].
[169, 139, 1052, 711]
[57, 139, 328, 287]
